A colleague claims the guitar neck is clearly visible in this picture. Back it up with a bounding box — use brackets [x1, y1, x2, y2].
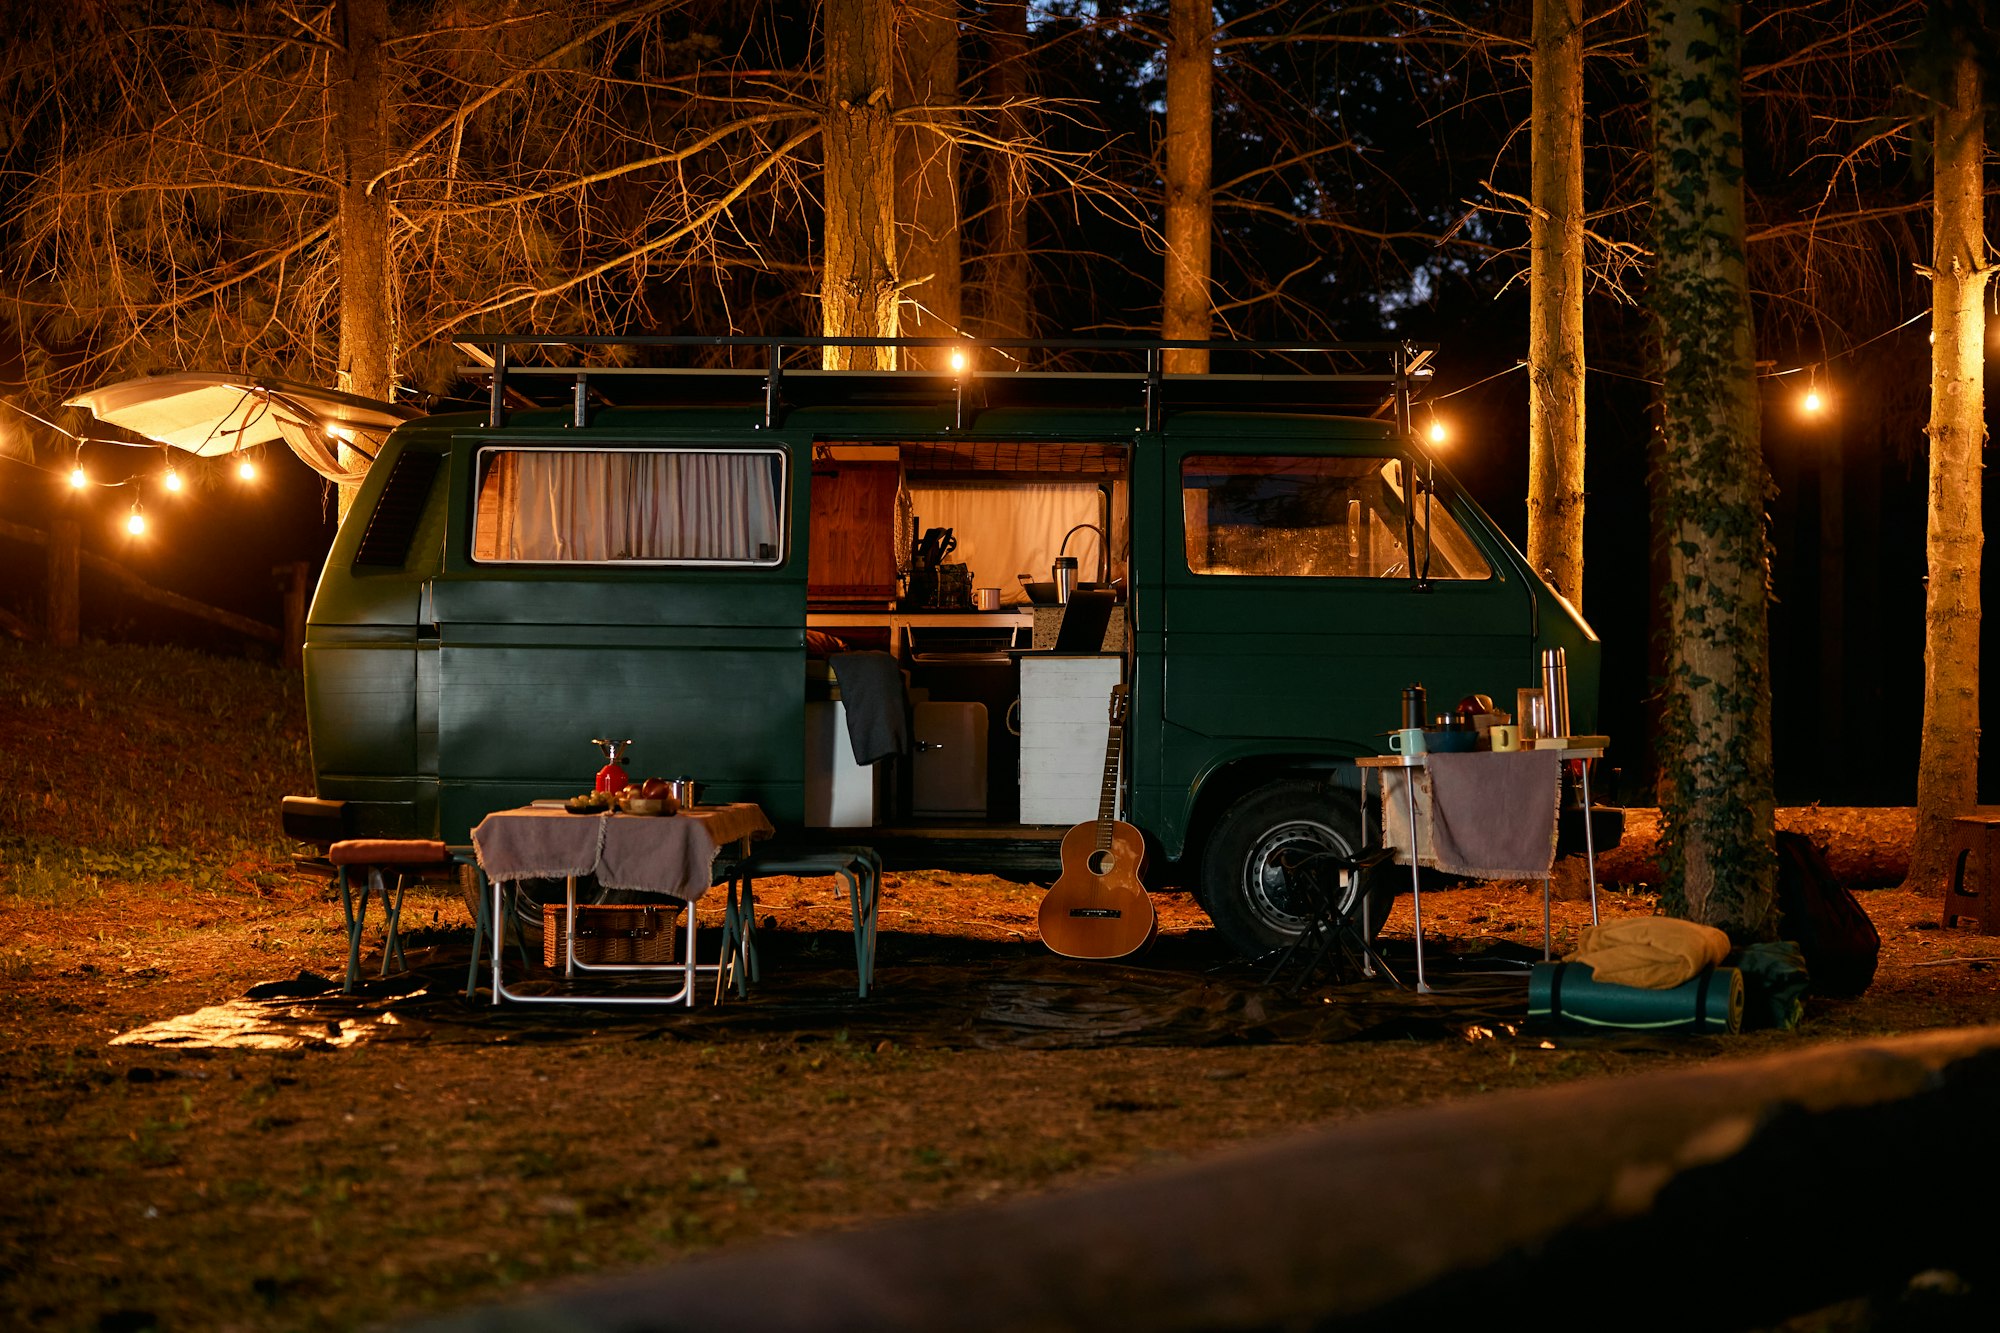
[1095, 722, 1123, 850]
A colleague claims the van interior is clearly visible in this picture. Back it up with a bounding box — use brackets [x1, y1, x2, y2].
[803, 441, 1132, 836]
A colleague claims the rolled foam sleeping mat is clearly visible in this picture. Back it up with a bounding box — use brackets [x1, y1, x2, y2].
[1527, 962, 1743, 1035]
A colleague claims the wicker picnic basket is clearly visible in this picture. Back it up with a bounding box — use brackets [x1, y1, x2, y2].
[541, 903, 679, 967]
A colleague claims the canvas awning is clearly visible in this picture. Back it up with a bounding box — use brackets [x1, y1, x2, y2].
[64, 372, 417, 485]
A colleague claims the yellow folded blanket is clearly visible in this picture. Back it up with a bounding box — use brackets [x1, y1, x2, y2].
[1567, 917, 1732, 990]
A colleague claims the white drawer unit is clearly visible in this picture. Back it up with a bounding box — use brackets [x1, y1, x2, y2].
[1018, 655, 1123, 825]
[804, 700, 889, 827]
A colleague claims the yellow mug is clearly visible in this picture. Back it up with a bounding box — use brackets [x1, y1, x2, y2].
[1490, 724, 1520, 753]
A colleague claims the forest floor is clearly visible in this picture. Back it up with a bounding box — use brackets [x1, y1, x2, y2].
[3, 642, 1998, 1332]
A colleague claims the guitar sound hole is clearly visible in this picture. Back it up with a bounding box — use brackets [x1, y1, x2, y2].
[1087, 850, 1117, 877]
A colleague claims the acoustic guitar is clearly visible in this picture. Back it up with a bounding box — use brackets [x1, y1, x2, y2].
[1037, 684, 1157, 959]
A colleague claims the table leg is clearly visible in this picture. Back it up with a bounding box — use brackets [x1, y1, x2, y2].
[564, 875, 578, 980]
[1580, 759, 1601, 926]
[1358, 767, 1376, 980]
[1405, 770, 1430, 994]
[490, 875, 506, 1007]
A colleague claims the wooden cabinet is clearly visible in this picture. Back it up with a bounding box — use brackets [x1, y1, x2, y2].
[808, 463, 901, 605]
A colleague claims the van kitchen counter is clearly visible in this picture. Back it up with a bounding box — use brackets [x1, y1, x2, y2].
[808, 609, 1034, 658]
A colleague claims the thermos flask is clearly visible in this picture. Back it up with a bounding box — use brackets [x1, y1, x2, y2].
[1540, 648, 1570, 741]
[1401, 684, 1427, 732]
[1052, 556, 1079, 605]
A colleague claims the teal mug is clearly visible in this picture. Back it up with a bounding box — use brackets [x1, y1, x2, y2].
[1388, 727, 1427, 755]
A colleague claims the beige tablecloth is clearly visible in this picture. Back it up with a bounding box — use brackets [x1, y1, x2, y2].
[471, 803, 775, 902]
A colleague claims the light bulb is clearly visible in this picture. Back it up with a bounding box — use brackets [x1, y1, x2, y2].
[238, 458, 257, 481]
[126, 505, 146, 536]
[1803, 390, 1824, 413]
[163, 468, 183, 493]
[949, 350, 968, 373]
[69, 466, 87, 489]
[1427, 420, 1448, 445]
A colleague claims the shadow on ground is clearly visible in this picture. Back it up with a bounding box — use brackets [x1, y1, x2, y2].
[111, 926, 1545, 1054]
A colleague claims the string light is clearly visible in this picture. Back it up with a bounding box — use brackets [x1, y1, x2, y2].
[69, 464, 88, 489]
[1427, 417, 1449, 446]
[125, 503, 146, 536]
[163, 466, 183, 493]
[237, 454, 257, 482]
[1802, 389, 1824, 414]
[949, 349, 968, 373]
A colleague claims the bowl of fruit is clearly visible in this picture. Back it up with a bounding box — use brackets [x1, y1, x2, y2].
[616, 778, 680, 816]
[563, 790, 613, 814]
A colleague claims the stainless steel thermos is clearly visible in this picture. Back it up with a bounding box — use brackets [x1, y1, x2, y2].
[1401, 684, 1427, 731]
[1540, 648, 1570, 741]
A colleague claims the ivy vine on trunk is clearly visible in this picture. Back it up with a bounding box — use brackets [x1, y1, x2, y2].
[1645, 0, 1776, 939]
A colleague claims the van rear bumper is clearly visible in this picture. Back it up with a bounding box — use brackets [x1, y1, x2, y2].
[281, 795, 348, 849]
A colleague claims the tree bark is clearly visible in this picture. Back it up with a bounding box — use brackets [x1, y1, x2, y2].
[1527, 0, 1587, 610]
[896, 0, 961, 370]
[334, 0, 395, 521]
[983, 0, 1031, 343]
[1906, 52, 1990, 891]
[1161, 0, 1212, 374]
[822, 0, 901, 370]
[1646, 0, 1776, 939]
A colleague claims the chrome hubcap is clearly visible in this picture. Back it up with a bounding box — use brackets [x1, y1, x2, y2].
[1241, 818, 1358, 936]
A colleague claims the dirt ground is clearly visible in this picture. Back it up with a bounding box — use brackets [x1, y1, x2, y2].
[4, 641, 1995, 1331]
[4, 858, 1999, 1333]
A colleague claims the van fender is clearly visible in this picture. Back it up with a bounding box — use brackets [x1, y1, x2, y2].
[1168, 746, 1368, 888]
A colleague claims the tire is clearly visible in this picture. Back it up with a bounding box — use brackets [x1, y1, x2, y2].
[1199, 780, 1394, 960]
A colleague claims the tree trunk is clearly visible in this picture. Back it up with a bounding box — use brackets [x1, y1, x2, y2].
[46, 516, 79, 648]
[1527, 0, 1586, 610]
[983, 0, 1031, 343]
[896, 0, 961, 370]
[1906, 52, 1990, 891]
[1161, 0, 1212, 374]
[1646, 0, 1776, 939]
[334, 0, 394, 521]
[822, 0, 901, 370]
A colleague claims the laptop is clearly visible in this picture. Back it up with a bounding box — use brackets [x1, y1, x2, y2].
[1048, 588, 1118, 654]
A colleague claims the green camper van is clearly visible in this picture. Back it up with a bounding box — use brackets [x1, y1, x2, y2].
[286, 336, 1606, 958]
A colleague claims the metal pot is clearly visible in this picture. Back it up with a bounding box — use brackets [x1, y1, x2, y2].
[664, 777, 701, 807]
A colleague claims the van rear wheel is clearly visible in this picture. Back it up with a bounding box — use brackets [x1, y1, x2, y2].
[1200, 781, 1391, 960]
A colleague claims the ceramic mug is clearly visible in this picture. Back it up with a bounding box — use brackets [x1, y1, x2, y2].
[1388, 727, 1427, 755]
[1490, 724, 1520, 753]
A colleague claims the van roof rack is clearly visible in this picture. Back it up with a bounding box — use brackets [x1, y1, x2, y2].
[458, 335, 1437, 434]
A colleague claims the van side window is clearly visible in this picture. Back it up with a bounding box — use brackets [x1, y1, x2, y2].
[472, 447, 785, 565]
[1180, 454, 1491, 580]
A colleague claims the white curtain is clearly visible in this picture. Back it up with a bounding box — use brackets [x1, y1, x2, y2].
[908, 483, 1108, 604]
[479, 450, 782, 563]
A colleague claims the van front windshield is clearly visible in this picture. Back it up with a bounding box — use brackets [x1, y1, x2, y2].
[1181, 454, 1491, 580]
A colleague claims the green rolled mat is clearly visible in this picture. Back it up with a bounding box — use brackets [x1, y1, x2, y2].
[1528, 962, 1744, 1035]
